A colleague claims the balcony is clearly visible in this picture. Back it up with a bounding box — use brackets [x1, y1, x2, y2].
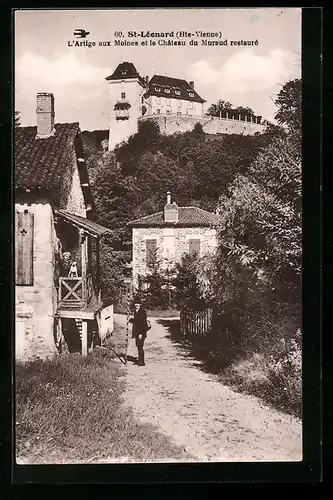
[55, 210, 112, 320]
[58, 273, 97, 310]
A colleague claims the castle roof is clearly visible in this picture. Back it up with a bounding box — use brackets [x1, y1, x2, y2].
[105, 62, 146, 87]
[128, 206, 218, 228]
[144, 75, 205, 104]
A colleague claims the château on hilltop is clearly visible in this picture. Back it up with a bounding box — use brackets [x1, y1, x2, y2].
[106, 61, 265, 151]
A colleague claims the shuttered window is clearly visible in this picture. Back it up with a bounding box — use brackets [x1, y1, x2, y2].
[15, 210, 34, 285]
[146, 239, 157, 268]
[189, 239, 201, 258]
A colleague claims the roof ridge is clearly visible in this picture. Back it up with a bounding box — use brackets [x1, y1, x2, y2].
[128, 210, 164, 223]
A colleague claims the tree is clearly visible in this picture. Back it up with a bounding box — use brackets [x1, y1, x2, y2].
[99, 243, 128, 306]
[192, 122, 204, 135]
[233, 105, 255, 117]
[172, 253, 207, 309]
[137, 248, 171, 310]
[275, 79, 301, 136]
[207, 100, 255, 118]
[207, 100, 232, 117]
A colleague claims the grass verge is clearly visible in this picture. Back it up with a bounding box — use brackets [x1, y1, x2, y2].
[15, 350, 189, 464]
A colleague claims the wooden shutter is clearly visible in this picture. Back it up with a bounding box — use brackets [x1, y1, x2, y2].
[189, 239, 201, 258]
[146, 239, 157, 267]
[15, 210, 34, 285]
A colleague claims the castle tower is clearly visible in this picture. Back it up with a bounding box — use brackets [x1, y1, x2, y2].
[105, 62, 146, 151]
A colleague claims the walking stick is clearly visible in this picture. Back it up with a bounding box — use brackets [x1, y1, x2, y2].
[124, 278, 132, 365]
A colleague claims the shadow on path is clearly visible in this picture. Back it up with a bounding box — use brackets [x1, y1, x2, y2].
[157, 319, 222, 376]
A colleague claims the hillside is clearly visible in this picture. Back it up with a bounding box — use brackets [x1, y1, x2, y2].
[81, 121, 277, 247]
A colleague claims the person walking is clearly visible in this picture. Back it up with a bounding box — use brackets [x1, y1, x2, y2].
[129, 298, 150, 366]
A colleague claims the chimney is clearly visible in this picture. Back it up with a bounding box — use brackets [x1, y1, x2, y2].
[36, 92, 55, 138]
[145, 75, 149, 88]
[164, 191, 179, 223]
[189, 81, 194, 89]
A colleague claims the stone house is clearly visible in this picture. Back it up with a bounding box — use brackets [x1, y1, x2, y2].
[128, 192, 218, 288]
[142, 75, 205, 118]
[15, 92, 113, 361]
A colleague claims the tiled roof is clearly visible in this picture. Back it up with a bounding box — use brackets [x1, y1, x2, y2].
[144, 75, 205, 104]
[105, 62, 145, 86]
[15, 122, 80, 192]
[56, 210, 112, 237]
[128, 206, 218, 227]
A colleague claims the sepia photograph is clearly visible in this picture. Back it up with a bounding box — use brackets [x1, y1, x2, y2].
[14, 8, 302, 465]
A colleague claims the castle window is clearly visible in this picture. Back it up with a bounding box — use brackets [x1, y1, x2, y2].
[166, 109, 171, 114]
[141, 96, 144, 103]
[121, 92, 126, 99]
[156, 109, 161, 114]
[154, 86, 161, 92]
[178, 100, 181, 108]
[188, 92, 194, 97]
[114, 101, 131, 120]
[177, 111, 182, 116]
[175, 90, 181, 96]
[164, 88, 170, 94]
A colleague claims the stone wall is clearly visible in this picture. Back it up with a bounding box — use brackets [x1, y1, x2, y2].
[132, 226, 217, 287]
[15, 201, 57, 361]
[139, 114, 264, 136]
[65, 149, 87, 217]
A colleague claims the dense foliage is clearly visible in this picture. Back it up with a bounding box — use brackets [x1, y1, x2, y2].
[206, 99, 256, 119]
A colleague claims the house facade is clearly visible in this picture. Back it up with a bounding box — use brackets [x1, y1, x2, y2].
[142, 75, 205, 118]
[15, 93, 112, 361]
[128, 193, 218, 289]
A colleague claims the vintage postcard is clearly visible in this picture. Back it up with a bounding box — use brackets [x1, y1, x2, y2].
[14, 8, 303, 466]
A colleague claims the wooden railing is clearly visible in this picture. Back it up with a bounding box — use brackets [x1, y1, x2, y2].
[180, 307, 213, 337]
[58, 274, 97, 309]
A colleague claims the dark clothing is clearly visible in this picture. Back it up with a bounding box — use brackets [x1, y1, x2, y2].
[129, 306, 148, 339]
[135, 335, 145, 366]
[129, 306, 148, 366]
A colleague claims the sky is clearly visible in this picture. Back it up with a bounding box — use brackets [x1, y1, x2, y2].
[15, 8, 301, 131]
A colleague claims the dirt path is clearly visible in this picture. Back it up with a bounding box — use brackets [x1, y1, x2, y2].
[116, 314, 302, 462]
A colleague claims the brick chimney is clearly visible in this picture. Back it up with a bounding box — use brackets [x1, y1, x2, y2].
[189, 81, 194, 89]
[164, 191, 179, 223]
[36, 92, 55, 138]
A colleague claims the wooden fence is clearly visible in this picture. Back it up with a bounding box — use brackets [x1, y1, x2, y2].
[180, 307, 213, 337]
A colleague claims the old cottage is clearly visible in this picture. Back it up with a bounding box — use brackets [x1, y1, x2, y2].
[128, 192, 218, 288]
[15, 93, 112, 360]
